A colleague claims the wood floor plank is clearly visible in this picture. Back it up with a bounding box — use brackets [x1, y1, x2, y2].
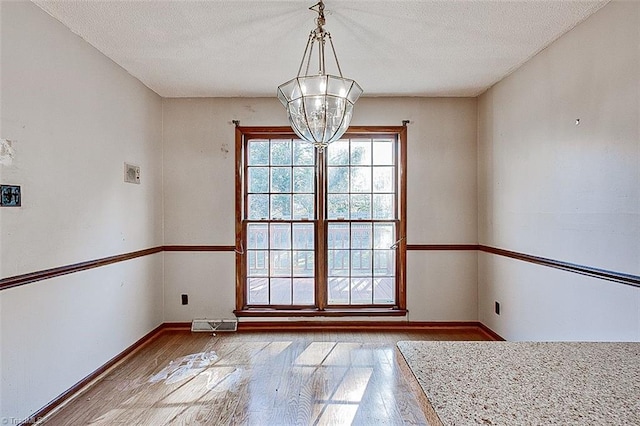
[43, 328, 490, 425]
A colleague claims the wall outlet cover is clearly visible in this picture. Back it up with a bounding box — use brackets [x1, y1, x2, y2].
[124, 163, 140, 184]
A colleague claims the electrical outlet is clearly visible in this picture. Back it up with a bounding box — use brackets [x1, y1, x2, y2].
[495, 301, 501, 315]
[181, 294, 188, 305]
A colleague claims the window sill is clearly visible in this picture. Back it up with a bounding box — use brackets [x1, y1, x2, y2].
[233, 308, 408, 317]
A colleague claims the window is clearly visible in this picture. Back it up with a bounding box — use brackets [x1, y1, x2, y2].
[235, 126, 406, 316]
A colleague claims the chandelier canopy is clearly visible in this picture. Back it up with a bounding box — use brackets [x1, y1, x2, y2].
[277, 1, 363, 150]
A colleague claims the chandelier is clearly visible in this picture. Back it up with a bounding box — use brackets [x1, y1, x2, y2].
[277, 0, 363, 150]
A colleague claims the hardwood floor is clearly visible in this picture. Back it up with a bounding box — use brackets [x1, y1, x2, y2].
[43, 329, 490, 425]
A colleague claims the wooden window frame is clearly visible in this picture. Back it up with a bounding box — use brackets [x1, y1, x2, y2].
[234, 126, 407, 317]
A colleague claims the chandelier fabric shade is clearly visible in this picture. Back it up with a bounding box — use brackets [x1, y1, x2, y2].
[277, 1, 363, 150]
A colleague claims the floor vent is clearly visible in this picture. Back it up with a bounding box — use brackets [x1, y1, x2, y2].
[191, 319, 238, 332]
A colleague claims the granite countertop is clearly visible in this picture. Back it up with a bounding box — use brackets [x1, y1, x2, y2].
[396, 341, 640, 426]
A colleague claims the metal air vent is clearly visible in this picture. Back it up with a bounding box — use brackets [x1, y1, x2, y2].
[191, 319, 238, 333]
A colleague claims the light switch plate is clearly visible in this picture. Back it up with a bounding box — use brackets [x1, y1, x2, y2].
[124, 163, 140, 184]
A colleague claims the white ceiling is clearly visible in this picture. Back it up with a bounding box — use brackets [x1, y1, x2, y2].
[33, 0, 608, 98]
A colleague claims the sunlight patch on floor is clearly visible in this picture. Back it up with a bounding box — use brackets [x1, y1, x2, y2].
[322, 342, 364, 366]
[332, 367, 374, 402]
[315, 403, 359, 425]
[294, 342, 337, 365]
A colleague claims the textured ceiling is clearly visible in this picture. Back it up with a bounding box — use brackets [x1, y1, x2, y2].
[33, 0, 608, 98]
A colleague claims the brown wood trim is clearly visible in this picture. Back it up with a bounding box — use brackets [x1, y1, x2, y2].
[26, 323, 165, 425]
[236, 320, 499, 335]
[161, 322, 192, 331]
[477, 322, 505, 341]
[407, 244, 479, 251]
[163, 245, 235, 252]
[316, 148, 327, 310]
[234, 308, 408, 317]
[235, 125, 245, 312]
[479, 245, 640, 288]
[236, 125, 292, 135]
[397, 126, 408, 311]
[0, 247, 163, 292]
[235, 126, 409, 313]
[238, 126, 408, 136]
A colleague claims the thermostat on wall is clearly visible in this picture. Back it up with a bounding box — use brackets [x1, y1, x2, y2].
[124, 163, 140, 184]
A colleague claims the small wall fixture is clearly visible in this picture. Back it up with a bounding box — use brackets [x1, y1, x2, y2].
[124, 163, 141, 184]
[277, 0, 363, 150]
[0, 184, 21, 207]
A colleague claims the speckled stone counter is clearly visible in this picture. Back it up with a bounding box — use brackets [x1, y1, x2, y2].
[396, 341, 640, 426]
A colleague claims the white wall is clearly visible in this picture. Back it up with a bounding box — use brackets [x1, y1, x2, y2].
[477, 1, 640, 341]
[0, 1, 163, 420]
[162, 97, 478, 322]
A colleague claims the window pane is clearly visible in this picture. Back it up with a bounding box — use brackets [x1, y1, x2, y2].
[374, 223, 395, 249]
[374, 250, 395, 276]
[293, 167, 314, 193]
[293, 251, 314, 277]
[350, 167, 371, 193]
[351, 250, 372, 276]
[351, 140, 371, 165]
[293, 194, 314, 220]
[327, 194, 349, 219]
[248, 140, 269, 166]
[351, 278, 372, 304]
[270, 194, 291, 219]
[293, 141, 314, 165]
[328, 277, 349, 304]
[328, 223, 350, 249]
[373, 167, 394, 192]
[247, 251, 268, 276]
[271, 278, 292, 304]
[248, 277, 268, 304]
[249, 167, 269, 193]
[327, 167, 349, 193]
[293, 223, 314, 249]
[270, 223, 291, 249]
[293, 278, 314, 305]
[248, 194, 269, 220]
[372, 139, 394, 165]
[271, 140, 292, 165]
[270, 251, 291, 277]
[271, 168, 292, 193]
[247, 223, 268, 249]
[350, 194, 371, 219]
[327, 140, 349, 165]
[351, 223, 372, 248]
[374, 278, 395, 304]
[328, 250, 350, 276]
[373, 194, 394, 219]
